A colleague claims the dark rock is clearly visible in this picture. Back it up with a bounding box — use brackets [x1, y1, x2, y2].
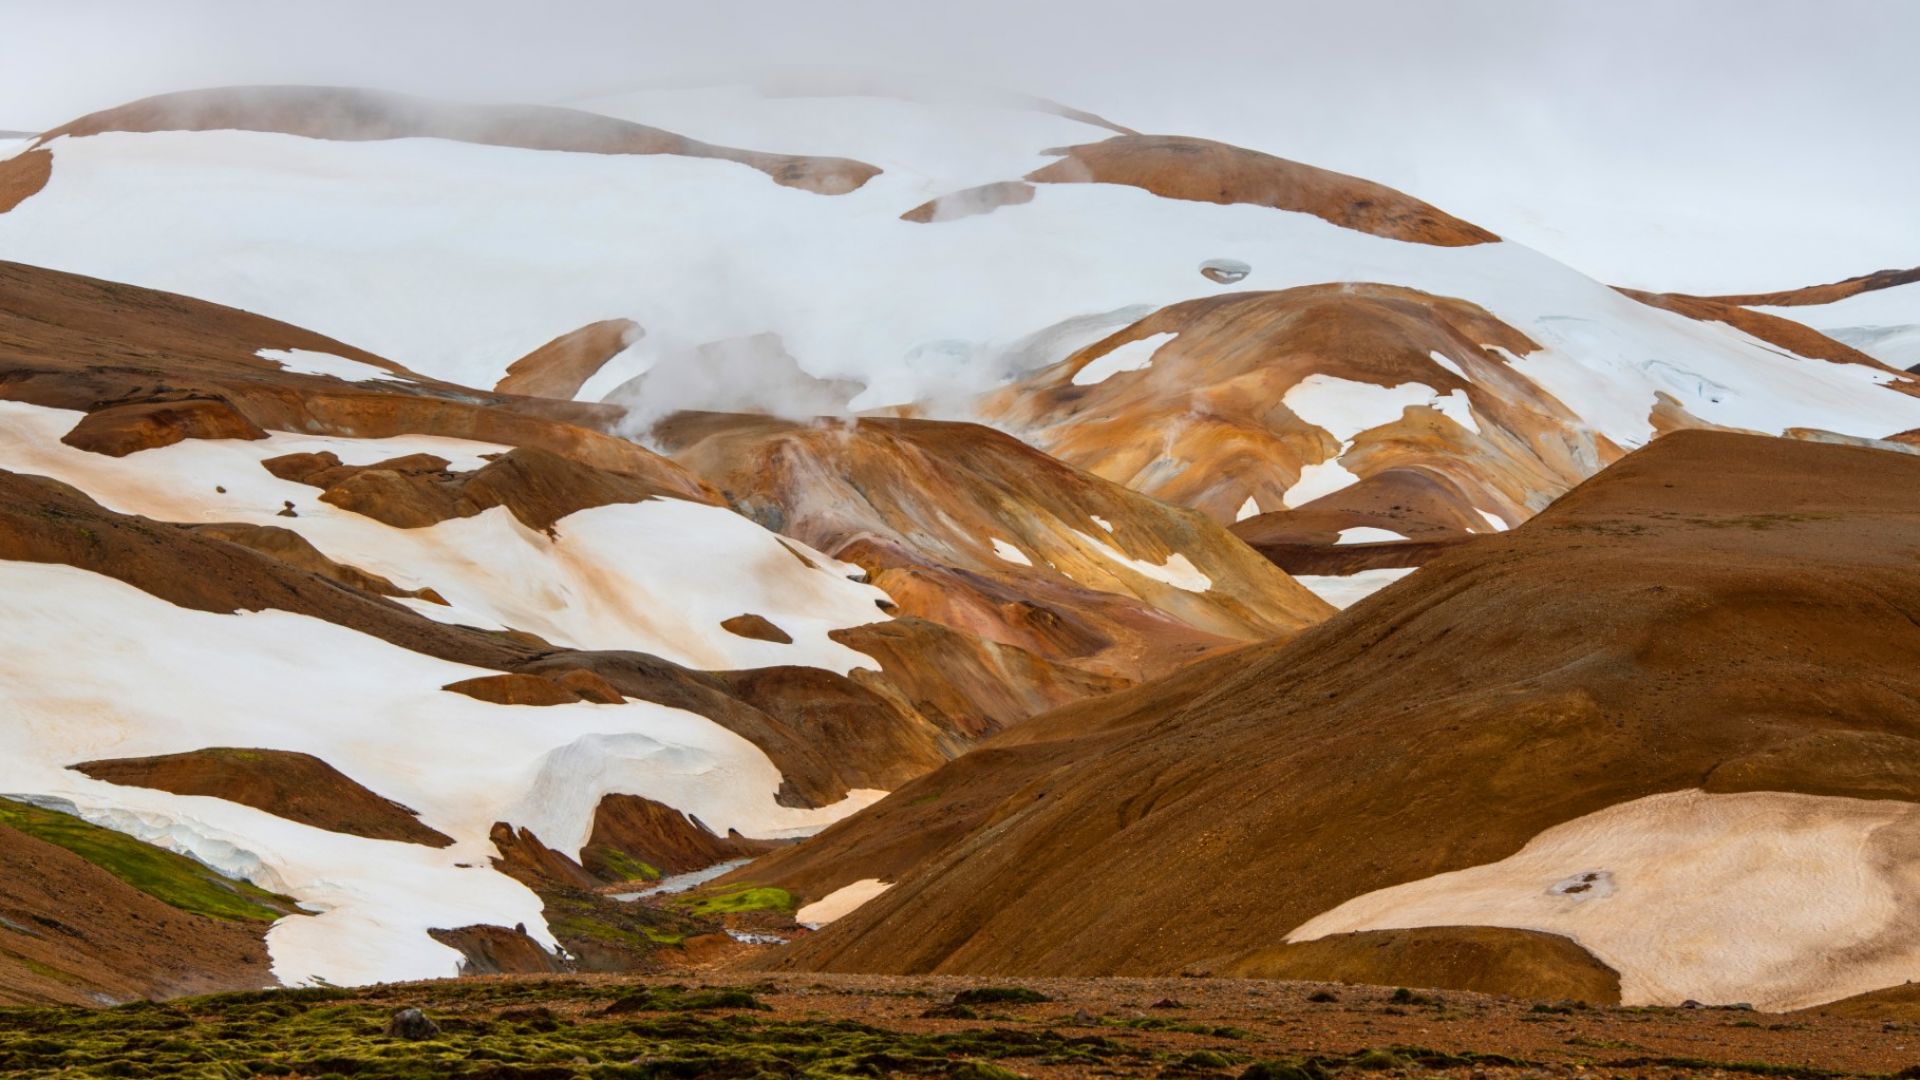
[385, 1007, 441, 1040]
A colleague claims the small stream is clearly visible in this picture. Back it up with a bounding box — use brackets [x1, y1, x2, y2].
[609, 858, 753, 902]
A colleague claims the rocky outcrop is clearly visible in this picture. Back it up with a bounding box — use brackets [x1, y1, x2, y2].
[427, 925, 567, 976]
[720, 613, 792, 644]
[74, 748, 453, 847]
[0, 147, 51, 214]
[184, 522, 442, 602]
[494, 318, 641, 400]
[1025, 135, 1498, 246]
[982, 284, 1612, 530]
[60, 397, 266, 457]
[1694, 266, 1920, 309]
[35, 86, 881, 196]
[443, 673, 589, 707]
[582, 794, 777, 881]
[265, 444, 688, 532]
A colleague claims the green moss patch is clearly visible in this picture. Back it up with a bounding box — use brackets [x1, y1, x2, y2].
[0, 799, 294, 922]
[670, 884, 796, 916]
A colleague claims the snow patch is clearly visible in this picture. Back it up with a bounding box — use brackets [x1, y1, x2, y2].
[256, 347, 406, 384]
[1283, 376, 1437, 442]
[1282, 458, 1361, 509]
[1293, 567, 1415, 609]
[990, 538, 1033, 566]
[1287, 789, 1920, 1011]
[0, 560, 881, 987]
[1430, 389, 1481, 434]
[1070, 529, 1212, 593]
[1428, 350, 1469, 380]
[1335, 527, 1408, 545]
[1073, 332, 1177, 387]
[796, 878, 894, 928]
[1235, 496, 1261, 522]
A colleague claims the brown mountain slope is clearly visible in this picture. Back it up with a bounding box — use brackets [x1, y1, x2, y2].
[658, 411, 1332, 685]
[1619, 287, 1907, 374]
[23, 85, 880, 199]
[1025, 135, 1497, 246]
[1693, 266, 1920, 309]
[751, 432, 1920, 1009]
[0, 806, 278, 1006]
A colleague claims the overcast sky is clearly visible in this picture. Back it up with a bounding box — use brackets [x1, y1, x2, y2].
[2, 0, 1912, 291]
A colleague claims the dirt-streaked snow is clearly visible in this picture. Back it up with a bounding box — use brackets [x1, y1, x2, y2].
[0, 560, 884, 987]
[1286, 789, 1920, 1011]
[0, 401, 887, 675]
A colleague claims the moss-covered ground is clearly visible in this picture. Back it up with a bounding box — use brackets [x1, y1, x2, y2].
[1, 974, 1911, 1080]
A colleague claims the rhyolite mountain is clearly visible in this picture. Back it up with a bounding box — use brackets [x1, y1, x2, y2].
[0, 76, 1916, 1009]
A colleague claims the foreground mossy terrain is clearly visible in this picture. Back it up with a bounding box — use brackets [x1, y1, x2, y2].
[0, 798, 295, 922]
[2, 974, 1913, 1080]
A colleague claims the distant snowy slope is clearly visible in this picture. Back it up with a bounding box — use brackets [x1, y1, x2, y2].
[3, 85, 1916, 460]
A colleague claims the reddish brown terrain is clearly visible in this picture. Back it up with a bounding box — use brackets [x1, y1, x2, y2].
[738, 432, 1920, 1004]
[493, 319, 643, 400]
[1695, 265, 1920, 308]
[1025, 135, 1499, 246]
[658, 411, 1332, 685]
[73, 748, 453, 847]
